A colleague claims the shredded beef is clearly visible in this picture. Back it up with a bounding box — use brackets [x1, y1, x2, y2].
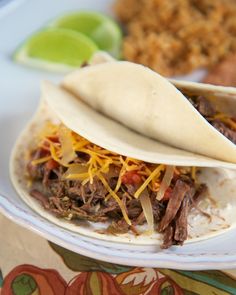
[124, 183, 138, 195]
[159, 179, 197, 249]
[27, 150, 45, 180]
[195, 95, 215, 118]
[127, 199, 143, 219]
[74, 151, 90, 163]
[49, 196, 64, 212]
[71, 205, 108, 222]
[158, 179, 191, 232]
[106, 220, 130, 235]
[161, 224, 175, 249]
[188, 94, 236, 144]
[149, 192, 167, 223]
[30, 189, 50, 209]
[28, 150, 209, 249]
[211, 120, 236, 144]
[135, 212, 145, 225]
[174, 196, 191, 244]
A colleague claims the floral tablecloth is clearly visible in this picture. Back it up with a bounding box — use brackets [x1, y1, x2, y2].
[1, 213, 236, 295]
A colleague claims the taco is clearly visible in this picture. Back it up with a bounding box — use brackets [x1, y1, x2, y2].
[62, 61, 236, 163]
[10, 81, 236, 249]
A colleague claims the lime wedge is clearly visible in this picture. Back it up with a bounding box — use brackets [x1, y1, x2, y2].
[50, 11, 122, 58]
[14, 28, 98, 71]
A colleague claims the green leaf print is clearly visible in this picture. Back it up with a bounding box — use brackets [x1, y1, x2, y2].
[161, 285, 175, 295]
[0, 269, 3, 287]
[11, 274, 37, 295]
[49, 242, 132, 274]
[177, 270, 236, 294]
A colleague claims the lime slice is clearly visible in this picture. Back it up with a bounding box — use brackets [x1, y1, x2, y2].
[14, 28, 98, 71]
[50, 11, 122, 58]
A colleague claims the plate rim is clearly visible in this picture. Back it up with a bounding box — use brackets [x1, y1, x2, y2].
[1, 193, 236, 270]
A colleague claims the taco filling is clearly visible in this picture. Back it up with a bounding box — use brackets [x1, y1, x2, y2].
[188, 95, 236, 144]
[26, 121, 209, 249]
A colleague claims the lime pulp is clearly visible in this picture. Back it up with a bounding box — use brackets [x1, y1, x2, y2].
[50, 11, 122, 58]
[14, 28, 98, 71]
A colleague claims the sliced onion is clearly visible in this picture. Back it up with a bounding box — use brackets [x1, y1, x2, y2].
[63, 164, 88, 180]
[140, 188, 154, 233]
[156, 165, 175, 201]
[59, 125, 76, 165]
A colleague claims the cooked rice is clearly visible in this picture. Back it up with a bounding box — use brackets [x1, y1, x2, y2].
[114, 0, 236, 76]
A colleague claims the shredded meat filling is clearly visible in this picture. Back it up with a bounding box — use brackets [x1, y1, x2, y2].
[188, 94, 236, 144]
[174, 196, 191, 244]
[211, 120, 236, 144]
[27, 150, 208, 249]
[160, 183, 210, 249]
[195, 96, 215, 118]
[158, 179, 191, 232]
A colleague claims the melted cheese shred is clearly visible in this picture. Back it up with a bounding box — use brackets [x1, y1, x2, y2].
[58, 125, 77, 165]
[31, 156, 52, 165]
[114, 157, 127, 193]
[97, 173, 131, 225]
[134, 165, 165, 198]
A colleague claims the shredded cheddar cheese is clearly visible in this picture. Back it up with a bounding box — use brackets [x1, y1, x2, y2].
[134, 165, 165, 198]
[114, 157, 127, 193]
[97, 173, 131, 225]
[50, 143, 62, 164]
[31, 156, 52, 165]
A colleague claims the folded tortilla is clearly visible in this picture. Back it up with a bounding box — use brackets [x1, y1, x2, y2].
[10, 82, 236, 246]
[62, 60, 236, 163]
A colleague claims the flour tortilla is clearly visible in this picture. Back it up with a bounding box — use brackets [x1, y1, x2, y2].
[10, 82, 236, 245]
[62, 61, 236, 163]
[37, 82, 236, 169]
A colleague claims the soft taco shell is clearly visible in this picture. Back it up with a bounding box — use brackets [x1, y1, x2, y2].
[62, 61, 236, 163]
[10, 82, 236, 245]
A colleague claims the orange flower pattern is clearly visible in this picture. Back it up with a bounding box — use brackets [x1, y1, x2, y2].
[66, 272, 125, 295]
[1, 243, 236, 294]
[1, 263, 236, 295]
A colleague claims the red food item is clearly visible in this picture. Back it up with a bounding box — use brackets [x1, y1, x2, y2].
[162, 187, 173, 201]
[40, 141, 51, 152]
[36, 146, 50, 156]
[47, 136, 59, 143]
[45, 159, 59, 170]
[40, 136, 59, 152]
[121, 171, 142, 185]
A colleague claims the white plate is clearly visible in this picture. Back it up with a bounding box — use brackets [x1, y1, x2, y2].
[1, 0, 236, 270]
